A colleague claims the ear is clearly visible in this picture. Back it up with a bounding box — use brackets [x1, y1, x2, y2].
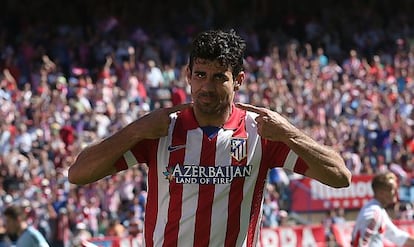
[234, 71, 245, 90]
[186, 66, 192, 85]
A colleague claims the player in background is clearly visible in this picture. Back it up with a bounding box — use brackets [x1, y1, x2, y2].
[351, 171, 414, 246]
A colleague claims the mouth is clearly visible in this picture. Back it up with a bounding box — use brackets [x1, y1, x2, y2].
[198, 92, 217, 103]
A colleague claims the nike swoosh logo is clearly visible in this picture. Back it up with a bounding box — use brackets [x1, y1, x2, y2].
[167, 144, 186, 152]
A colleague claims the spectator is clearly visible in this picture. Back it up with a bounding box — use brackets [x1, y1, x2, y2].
[126, 217, 143, 240]
[71, 222, 92, 247]
[0, 217, 11, 247]
[105, 219, 126, 238]
[262, 184, 280, 228]
[2, 204, 50, 247]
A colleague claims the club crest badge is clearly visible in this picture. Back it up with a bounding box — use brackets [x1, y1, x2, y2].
[230, 138, 247, 161]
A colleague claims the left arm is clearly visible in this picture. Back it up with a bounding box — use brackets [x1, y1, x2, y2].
[383, 212, 414, 246]
[285, 129, 351, 187]
[236, 103, 351, 188]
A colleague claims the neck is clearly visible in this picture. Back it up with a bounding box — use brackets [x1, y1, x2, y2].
[374, 197, 388, 208]
[18, 222, 28, 236]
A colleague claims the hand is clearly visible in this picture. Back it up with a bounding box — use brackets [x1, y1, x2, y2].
[137, 103, 192, 139]
[236, 103, 296, 142]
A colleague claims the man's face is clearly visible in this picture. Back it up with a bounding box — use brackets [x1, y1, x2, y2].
[377, 179, 398, 207]
[187, 58, 241, 115]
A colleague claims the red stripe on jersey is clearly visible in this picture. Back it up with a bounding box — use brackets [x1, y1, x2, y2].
[141, 141, 159, 247]
[194, 134, 216, 246]
[262, 139, 289, 168]
[182, 107, 200, 130]
[225, 179, 243, 246]
[263, 139, 309, 174]
[352, 231, 360, 247]
[163, 182, 183, 247]
[115, 158, 128, 171]
[294, 157, 308, 174]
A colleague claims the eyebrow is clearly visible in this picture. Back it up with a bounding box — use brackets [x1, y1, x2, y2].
[193, 70, 230, 78]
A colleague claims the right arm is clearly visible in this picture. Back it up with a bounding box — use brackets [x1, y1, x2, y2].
[383, 213, 414, 247]
[68, 120, 145, 185]
[236, 103, 351, 188]
[402, 236, 414, 247]
[68, 103, 192, 185]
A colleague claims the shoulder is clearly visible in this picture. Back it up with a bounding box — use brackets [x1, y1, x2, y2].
[18, 227, 49, 247]
[360, 200, 384, 220]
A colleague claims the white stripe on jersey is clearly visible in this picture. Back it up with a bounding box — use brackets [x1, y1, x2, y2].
[123, 150, 138, 168]
[152, 114, 177, 246]
[209, 128, 233, 246]
[177, 128, 203, 247]
[239, 111, 263, 247]
[283, 150, 298, 171]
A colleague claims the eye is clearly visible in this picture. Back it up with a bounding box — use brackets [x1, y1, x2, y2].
[214, 74, 229, 83]
[193, 72, 205, 79]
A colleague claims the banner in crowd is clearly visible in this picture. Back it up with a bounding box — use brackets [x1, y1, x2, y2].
[290, 174, 374, 212]
[257, 225, 327, 247]
[88, 225, 327, 247]
[87, 221, 414, 247]
[331, 220, 414, 247]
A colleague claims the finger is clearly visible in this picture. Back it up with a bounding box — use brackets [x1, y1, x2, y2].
[262, 116, 270, 121]
[167, 103, 193, 114]
[255, 115, 268, 124]
[235, 102, 266, 115]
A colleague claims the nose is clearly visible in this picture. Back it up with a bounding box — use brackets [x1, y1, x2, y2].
[201, 78, 216, 91]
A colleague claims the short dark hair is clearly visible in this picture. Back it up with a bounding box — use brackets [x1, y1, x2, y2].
[3, 205, 26, 221]
[189, 29, 246, 78]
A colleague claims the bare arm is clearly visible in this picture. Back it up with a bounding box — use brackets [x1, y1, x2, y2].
[236, 103, 351, 188]
[68, 103, 192, 185]
[284, 128, 351, 187]
[404, 237, 414, 246]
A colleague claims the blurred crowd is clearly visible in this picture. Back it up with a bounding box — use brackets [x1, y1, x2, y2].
[1, 0, 414, 246]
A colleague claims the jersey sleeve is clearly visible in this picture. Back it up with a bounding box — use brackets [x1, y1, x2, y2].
[383, 213, 410, 246]
[114, 139, 156, 171]
[262, 139, 309, 175]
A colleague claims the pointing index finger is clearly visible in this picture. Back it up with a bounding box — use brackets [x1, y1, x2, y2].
[235, 102, 266, 115]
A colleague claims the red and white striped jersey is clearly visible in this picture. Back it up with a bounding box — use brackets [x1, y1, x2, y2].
[115, 106, 308, 247]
